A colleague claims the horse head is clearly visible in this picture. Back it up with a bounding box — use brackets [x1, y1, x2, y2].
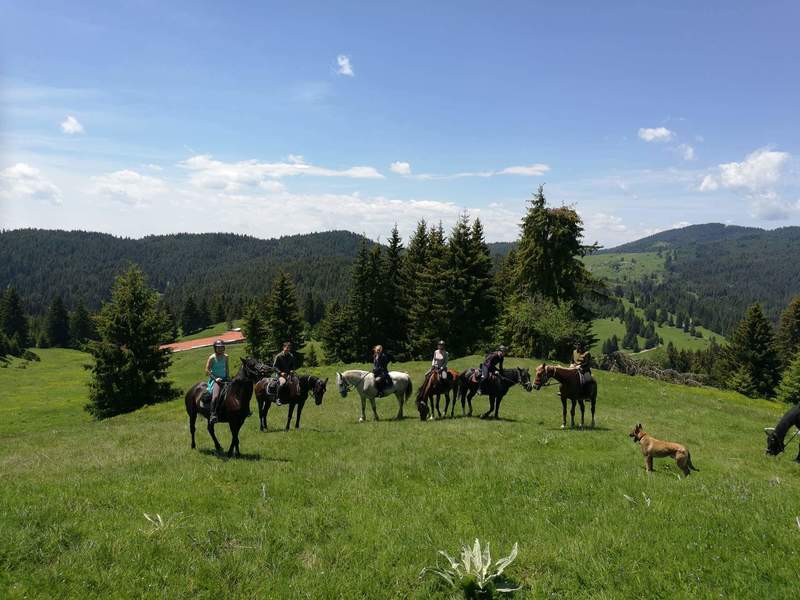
[313, 377, 328, 406]
[417, 397, 429, 421]
[533, 363, 548, 390]
[517, 367, 533, 392]
[336, 372, 349, 398]
[240, 356, 266, 381]
[764, 427, 784, 456]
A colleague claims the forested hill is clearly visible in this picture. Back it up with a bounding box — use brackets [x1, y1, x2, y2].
[602, 224, 800, 333]
[0, 229, 373, 314]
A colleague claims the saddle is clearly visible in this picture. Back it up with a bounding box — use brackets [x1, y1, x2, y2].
[201, 381, 232, 409]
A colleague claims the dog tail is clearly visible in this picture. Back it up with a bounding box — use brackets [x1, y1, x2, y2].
[688, 452, 699, 472]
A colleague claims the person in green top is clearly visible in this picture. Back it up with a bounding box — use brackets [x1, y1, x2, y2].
[207, 339, 230, 424]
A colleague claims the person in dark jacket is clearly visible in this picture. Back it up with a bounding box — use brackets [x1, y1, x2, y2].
[571, 341, 593, 387]
[372, 344, 392, 397]
[479, 345, 506, 394]
[273, 341, 296, 405]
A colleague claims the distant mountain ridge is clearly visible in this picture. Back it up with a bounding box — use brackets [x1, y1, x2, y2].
[604, 223, 769, 254]
[0, 229, 374, 313]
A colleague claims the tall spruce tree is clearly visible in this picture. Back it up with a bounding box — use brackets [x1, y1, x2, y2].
[319, 300, 353, 363]
[347, 241, 380, 358]
[381, 225, 410, 358]
[263, 271, 305, 355]
[776, 296, 800, 370]
[45, 295, 71, 347]
[69, 300, 95, 347]
[513, 186, 596, 305]
[408, 224, 453, 358]
[243, 301, 268, 359]
[181, 296, 200, 335]
[212, 296, 227, 324]
[85, 266, 178, 419]
[722, 303, 779, 398]
[1, 286, 29, 348]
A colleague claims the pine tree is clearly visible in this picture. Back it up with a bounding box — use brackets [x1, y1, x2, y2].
[45, 295, 70, 347]
[305, 344, 319, 367]
[514, 186, 597, 304]
[775, 352, 800, 404]
[159, 301, 179, 343]
[243, 302, 268, 359]
[198, 298, 211, 330]
[69, 300, 95, 347]
[263, 271, 305, 355]
[85, 266, 179, 419]
[1, 287, 29, 348]
[408, 224, 452, 358]
[465, 218, 497, 352]
[722, 303, 779, 398]
[348, 241, 380, 356]
[181, 296, 200, 335]
[776, 296, 800, 370]
[381, 225, 409, 358]
[212, 296, 227, 324]
[610, 334, 619, 353]
[319, 300, 353, 363]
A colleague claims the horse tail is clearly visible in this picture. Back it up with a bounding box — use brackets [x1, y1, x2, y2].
[688, 452, 699, 472]
[406, 377, 414, 403]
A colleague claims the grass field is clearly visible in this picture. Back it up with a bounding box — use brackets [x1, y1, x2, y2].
[179, 320, 244, 342]
[2, 348, 799, 598]
[583, 252, 665, 284]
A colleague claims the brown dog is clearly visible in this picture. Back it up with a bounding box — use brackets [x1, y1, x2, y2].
[629, 423, 699, 476]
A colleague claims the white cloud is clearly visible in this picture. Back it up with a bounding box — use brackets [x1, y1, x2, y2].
[414, 163, 550, 180]
[699, 148, 796, 220]
[91, 169, 167, 205]
[677, 144, 695, 160]
[701, 148, 789, 192]
[497, 164, 551, 176]
[287, 154, 305, 164]
[337, 54, 354, 77]
[0, 163, 63, 204]
[638, 127, 674, 142]
[390, 161, 412, 175]
[60, 115, 84, 135]
[145, 163, 163, 171]
[180, 154, 383, 192]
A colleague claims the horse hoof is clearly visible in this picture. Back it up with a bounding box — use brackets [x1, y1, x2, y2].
[560, 424, 566, 429]
[358, 417, 365, 423]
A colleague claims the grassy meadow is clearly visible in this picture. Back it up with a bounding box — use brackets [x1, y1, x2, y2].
[583, 252, 665, 284]
[2, 346, 800, 598]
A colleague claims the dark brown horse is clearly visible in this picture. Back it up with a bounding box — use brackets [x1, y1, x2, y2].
[185, 356, 267, 457]
[256, 374, 328, 431]
[765, 403, 800, 461]
[416, 368, 460, 420]
[454, 368, 481, 416]
[533, 364, 597, 429]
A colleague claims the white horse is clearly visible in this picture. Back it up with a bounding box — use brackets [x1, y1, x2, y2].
[336, 370, 414, 422]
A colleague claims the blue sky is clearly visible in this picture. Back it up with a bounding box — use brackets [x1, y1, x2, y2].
[1, 1, 799, 246]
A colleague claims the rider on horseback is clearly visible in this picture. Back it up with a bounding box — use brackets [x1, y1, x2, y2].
[273, 341, 296, 405]
[479, 345, 505, 395]
[207, 339, 230, 424]
[372, 344, 391, 397]
[426, 340, 449, 380]
[571, 341, 593, 387]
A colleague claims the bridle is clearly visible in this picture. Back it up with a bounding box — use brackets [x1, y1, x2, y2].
[338, 371, 369, 394]
[534, 365, 557, 389]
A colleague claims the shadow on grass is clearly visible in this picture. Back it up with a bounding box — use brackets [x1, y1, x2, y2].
[543, 425, 613, 432]
[198, 449, 291, 462]
[259, 427, 334, 434]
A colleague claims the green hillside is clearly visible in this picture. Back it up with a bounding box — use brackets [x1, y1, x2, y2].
[2, 349, 798, 598]
[583, 251, 665, 284]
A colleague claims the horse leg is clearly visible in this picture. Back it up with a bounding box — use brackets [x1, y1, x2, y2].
[561, 394, 567, 429]
[394, 392, 403, 420]
[359, 394, 367, 423]
[578, 398, 585, 429]
[189, 406, 197, 449]
[208, 421, 223, 453]
[286, 402, 295, 431]
[494, 395, 501, 419]
[481, 396, 493, 419]
[591, 388, 597, 429]
[467, 389, 475, 416]
[448, 390, 455, 418]
[227, 422, 240, 458]
[570, 398, 577, 429]
[263, 400, 271, 431]
[370, 395, 380, 421]
[435, 393, 442, 419]
[295, 400, 304, 429]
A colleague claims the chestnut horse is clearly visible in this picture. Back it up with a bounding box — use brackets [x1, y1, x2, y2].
[416, 368, 460, 420]
[533, 363, 597, 429]
[185, 356, 267, 457]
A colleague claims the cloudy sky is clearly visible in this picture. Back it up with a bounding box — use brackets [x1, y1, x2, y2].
[1, 1, 799, 247]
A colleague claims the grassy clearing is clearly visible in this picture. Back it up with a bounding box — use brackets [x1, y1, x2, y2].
[1, 348, 799, 598]
[583, 252, 665, 284]
[179, 320, 243, 342]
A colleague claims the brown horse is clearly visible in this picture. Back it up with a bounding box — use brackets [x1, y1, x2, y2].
[533, 364, 597, 429]
[185, 356, 267, 457]
[416, 368, 460, 420]
[454, 368, 481, 416]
